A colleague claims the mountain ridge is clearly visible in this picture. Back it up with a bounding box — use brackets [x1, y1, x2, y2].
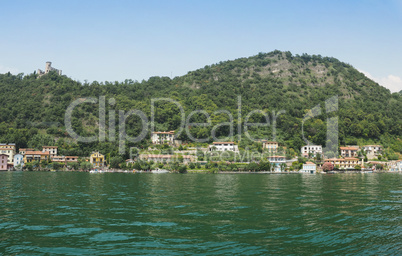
[0, 50, 400, 158]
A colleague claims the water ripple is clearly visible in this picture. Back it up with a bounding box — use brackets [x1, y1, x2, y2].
[0, 172, 401, 255]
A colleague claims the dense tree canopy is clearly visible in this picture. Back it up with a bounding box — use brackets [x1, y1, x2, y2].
[0, 51, 401, 159]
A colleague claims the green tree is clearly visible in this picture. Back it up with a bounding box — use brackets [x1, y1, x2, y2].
[69, 162, 80, 170]
[229, 163, 238, 172]
[133, 161, 141, 170]
[28, 134, 55, 150]
[247, 162, 259, 172]
[261, 161, 272, 171]
[40, 160, 49, 170]
[110, 156, 123, 169]
[178, 155, 184, 163]
[24, 162, 33, 171]
[80, 162, 92, 171]
[292, 161, 300, 170]
[31, 160, 40, 171]
[280, 163, 287, 172]
[178, 165, 187, 173]
[52, 162, 63, 170]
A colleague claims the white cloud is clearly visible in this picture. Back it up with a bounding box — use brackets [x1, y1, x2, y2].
[359, 70, 402, 93]
[0, 65, 19, 74]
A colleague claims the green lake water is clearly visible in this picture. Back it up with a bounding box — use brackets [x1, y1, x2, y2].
[0, 172, 401, 255]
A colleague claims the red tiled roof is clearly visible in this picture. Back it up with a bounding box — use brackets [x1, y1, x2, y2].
[145, 154, 192, 159]
[325, 158, 359, 161]
[25, 151, 50, 155]
[340, 147, 358, 150]
[152, 131, 175, 134]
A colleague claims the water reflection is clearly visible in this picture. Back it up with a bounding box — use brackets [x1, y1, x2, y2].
[0, 172, 401, 255]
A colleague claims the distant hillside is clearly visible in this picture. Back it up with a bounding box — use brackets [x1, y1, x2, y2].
[0, 50, 401, 158]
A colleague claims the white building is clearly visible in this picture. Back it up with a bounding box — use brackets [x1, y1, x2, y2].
[208, 142, 239, 152]
[300, 162, 316, 174]
[42, 146, 58, 156]
[301, 145, 322, 158]
[0, 143, 15, 164]
[151, 131, 176, 145]
[340, 146, 359, 158]
[362, 145, 383, 160]
[14, 154, 24, 169]
[396, 160, 402, 172]
[139, 154, 194, 164]
[267, 155, 286, 172]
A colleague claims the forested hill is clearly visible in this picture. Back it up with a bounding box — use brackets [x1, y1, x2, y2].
[0, 50, 401, 158]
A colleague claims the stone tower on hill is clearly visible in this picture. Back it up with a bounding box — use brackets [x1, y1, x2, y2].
[37, 61, 62, 77]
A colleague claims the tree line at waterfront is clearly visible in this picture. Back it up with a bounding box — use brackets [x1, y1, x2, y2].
[0, 51, 401, 162]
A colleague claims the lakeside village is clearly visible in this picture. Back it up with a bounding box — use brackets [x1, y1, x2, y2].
[1, 130, 401, 174]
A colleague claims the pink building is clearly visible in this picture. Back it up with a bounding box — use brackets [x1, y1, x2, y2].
[0, 154, 8, 171]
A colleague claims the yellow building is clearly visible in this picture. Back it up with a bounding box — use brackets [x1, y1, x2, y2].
[0, 143, 16, 164]
[90, 152, 105, 168]
[23, 151, 50, 163]
[324, 157, 361, 169]
[262, 141, 278, 153]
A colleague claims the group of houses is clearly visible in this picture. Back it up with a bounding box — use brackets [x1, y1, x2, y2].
[2, 131, 401, 173]
[0, 143, 79, 171]
[308, 145, 402, 172]
[0, 142, 110, 171]
[148, 132, 297, 172]
[147, 131, 402, 173]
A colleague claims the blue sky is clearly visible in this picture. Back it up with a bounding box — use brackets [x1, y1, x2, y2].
[1, 0, 401, 92]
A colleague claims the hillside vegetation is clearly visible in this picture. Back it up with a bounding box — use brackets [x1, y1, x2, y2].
[0, 50, 401, 159]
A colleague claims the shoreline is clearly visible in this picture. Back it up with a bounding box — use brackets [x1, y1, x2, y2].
[3, 169, 400, 174]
